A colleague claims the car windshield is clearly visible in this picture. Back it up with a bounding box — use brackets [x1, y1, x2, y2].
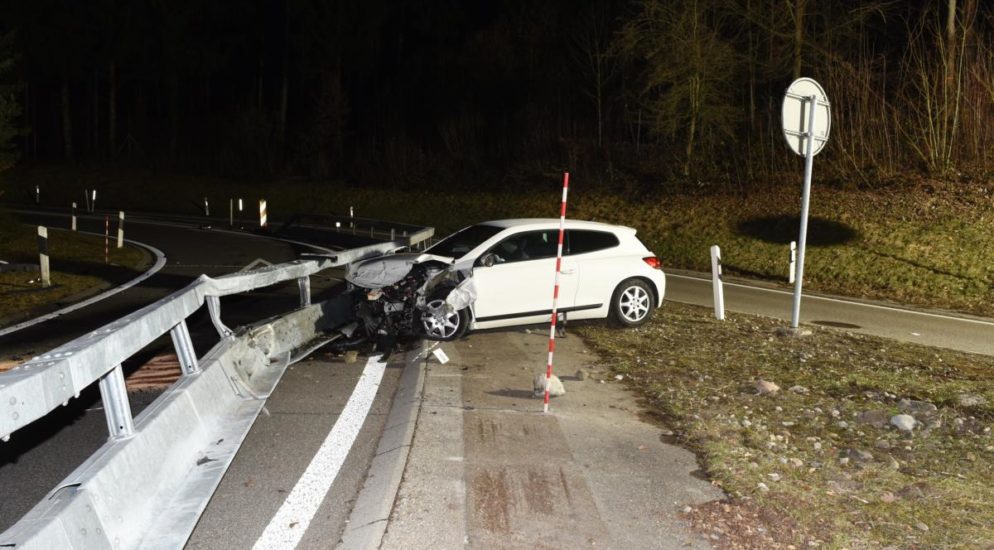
[426, 224, 503, 258]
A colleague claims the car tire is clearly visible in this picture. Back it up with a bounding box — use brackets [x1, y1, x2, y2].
[609, 278, 655, 328]
[420, 291, 470, 341]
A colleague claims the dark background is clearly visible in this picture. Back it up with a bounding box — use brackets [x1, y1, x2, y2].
[0, 0, 991, 188]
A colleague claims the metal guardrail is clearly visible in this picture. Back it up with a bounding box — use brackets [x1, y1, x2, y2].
[0, 227, 433, 549]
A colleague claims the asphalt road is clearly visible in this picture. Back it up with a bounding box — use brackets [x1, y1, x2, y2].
[666, 270, 994, 356]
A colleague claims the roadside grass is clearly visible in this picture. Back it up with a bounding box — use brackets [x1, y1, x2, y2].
[4, 166, 994, 315]
[0, 224, 147, 321]
[577, 302, 994, 548]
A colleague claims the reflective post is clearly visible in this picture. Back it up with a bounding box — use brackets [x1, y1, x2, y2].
[117, 211, 125, 249]
[710, 245, 724, 320]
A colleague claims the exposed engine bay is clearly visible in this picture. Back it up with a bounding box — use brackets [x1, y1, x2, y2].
[330, 253, 476, 356]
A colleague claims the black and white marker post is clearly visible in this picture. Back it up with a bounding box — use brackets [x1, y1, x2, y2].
[781, 78, 831, 329]
[710, 245, 725, 320]
[71, 202, 77, 231]
[37, 226, 50, 288]
[117, 211, 125, 249]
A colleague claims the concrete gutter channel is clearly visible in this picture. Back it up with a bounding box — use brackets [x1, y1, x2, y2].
[342, 330, 723, 549]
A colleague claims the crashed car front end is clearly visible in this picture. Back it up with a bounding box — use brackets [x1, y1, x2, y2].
[332, 253, 476, 355]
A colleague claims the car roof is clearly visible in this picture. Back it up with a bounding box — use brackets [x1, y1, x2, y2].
[478, 218, 637, 234]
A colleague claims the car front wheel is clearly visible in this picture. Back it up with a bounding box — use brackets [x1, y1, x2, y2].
[420, 296, 470, 341]
[610, 278, 655, 327]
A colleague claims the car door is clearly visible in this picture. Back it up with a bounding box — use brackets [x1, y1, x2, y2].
[470, 229, 578, 325]
[566, 229, 622, 313]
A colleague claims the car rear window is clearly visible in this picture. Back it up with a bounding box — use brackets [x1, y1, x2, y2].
[567, 230, 619, 255]
[426, 224, 503, 258]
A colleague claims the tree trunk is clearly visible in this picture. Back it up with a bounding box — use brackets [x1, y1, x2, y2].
[278, 69, 288, 144]
[169, 72, 178, 162]
[792, 0, 806, 80]
[92, 70, 99, 157]
[61, 77, 74, 161]
[108, 62, 116, 158]
[257, 57, 265, 110]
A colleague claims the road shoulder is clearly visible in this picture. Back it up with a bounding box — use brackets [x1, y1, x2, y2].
[381, 327, 722, 549]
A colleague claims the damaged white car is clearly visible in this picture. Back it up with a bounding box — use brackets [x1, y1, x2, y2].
[340, 219, 666, 350]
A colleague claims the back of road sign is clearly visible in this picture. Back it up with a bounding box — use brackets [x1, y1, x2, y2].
[782, 78, 831, 157]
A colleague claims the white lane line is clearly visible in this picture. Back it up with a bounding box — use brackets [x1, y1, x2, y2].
[253, 354, 388, 550]
[0, 231, 167, 337]
[668, 273, 994, 327]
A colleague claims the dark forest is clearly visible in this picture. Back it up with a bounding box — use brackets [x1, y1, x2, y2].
[0, 0, 991, 188]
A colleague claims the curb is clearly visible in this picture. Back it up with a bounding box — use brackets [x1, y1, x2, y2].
[337, 343, 431, 550]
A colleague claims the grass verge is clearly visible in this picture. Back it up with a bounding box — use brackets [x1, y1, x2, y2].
[0, 224, 148, 321]
[577, 302, 994, 548]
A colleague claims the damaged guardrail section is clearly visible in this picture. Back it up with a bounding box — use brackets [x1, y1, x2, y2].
[0, 227, 432, 549]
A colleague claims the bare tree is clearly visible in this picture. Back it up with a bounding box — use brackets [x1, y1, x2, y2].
[616, 0, 742, 176]
[571, 1, 620, 148]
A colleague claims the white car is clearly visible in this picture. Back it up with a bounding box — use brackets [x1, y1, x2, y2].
[345, 219, 666, 342]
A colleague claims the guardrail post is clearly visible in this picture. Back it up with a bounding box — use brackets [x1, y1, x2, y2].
[98, 364, 135, 439]
[170, 319, 201, 375]
[206, 296, 234, 338]
[298, 276, 311, 307]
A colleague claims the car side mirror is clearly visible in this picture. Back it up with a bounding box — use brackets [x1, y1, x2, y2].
[478, 253, 498, 268]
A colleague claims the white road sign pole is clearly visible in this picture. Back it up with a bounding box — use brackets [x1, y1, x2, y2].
[790, 94, 818, 329]
[782, 77, 830, 330]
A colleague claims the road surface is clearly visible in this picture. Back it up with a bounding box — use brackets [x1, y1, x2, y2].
[666, 270, 994, 356]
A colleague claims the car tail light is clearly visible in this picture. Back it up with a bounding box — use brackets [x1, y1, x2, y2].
[643, 256, 662, 269]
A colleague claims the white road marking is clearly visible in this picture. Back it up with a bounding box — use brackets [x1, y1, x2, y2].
[253, 354, 388, 550]
[668, 273, 994, 327]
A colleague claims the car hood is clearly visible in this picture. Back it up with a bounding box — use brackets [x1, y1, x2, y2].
[345, 253, 455, 289]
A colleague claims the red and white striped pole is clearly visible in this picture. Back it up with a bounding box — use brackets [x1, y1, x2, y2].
[544, 172, 570, 413]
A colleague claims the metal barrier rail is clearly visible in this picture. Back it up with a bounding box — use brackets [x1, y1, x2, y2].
[0, 227, 430, 442]
[0, 227, 432, 549]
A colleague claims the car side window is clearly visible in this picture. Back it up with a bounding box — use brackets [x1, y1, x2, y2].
[567, 230, 619, 255]
[481, 230, 560, 265]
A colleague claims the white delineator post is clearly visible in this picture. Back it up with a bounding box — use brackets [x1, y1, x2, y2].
[104, 215, 109, 263]
[203, 197, 210, 217]
[71, 202, 77, 231]
[259, 199, 268, 228]
[710, 245, 725, 320]
[789, 241, 797, 284]
[117, 211, 125, 249]
[38, 226, 50, 288]
[91, 189, 97, 213]
[544, 172, 570, 414]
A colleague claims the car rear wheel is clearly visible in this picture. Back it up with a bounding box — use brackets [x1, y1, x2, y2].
[610, 278, 655, 327]
[421, 296, 469, 341]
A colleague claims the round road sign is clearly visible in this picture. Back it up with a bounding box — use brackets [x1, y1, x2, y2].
[782, 78, 831, 157]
